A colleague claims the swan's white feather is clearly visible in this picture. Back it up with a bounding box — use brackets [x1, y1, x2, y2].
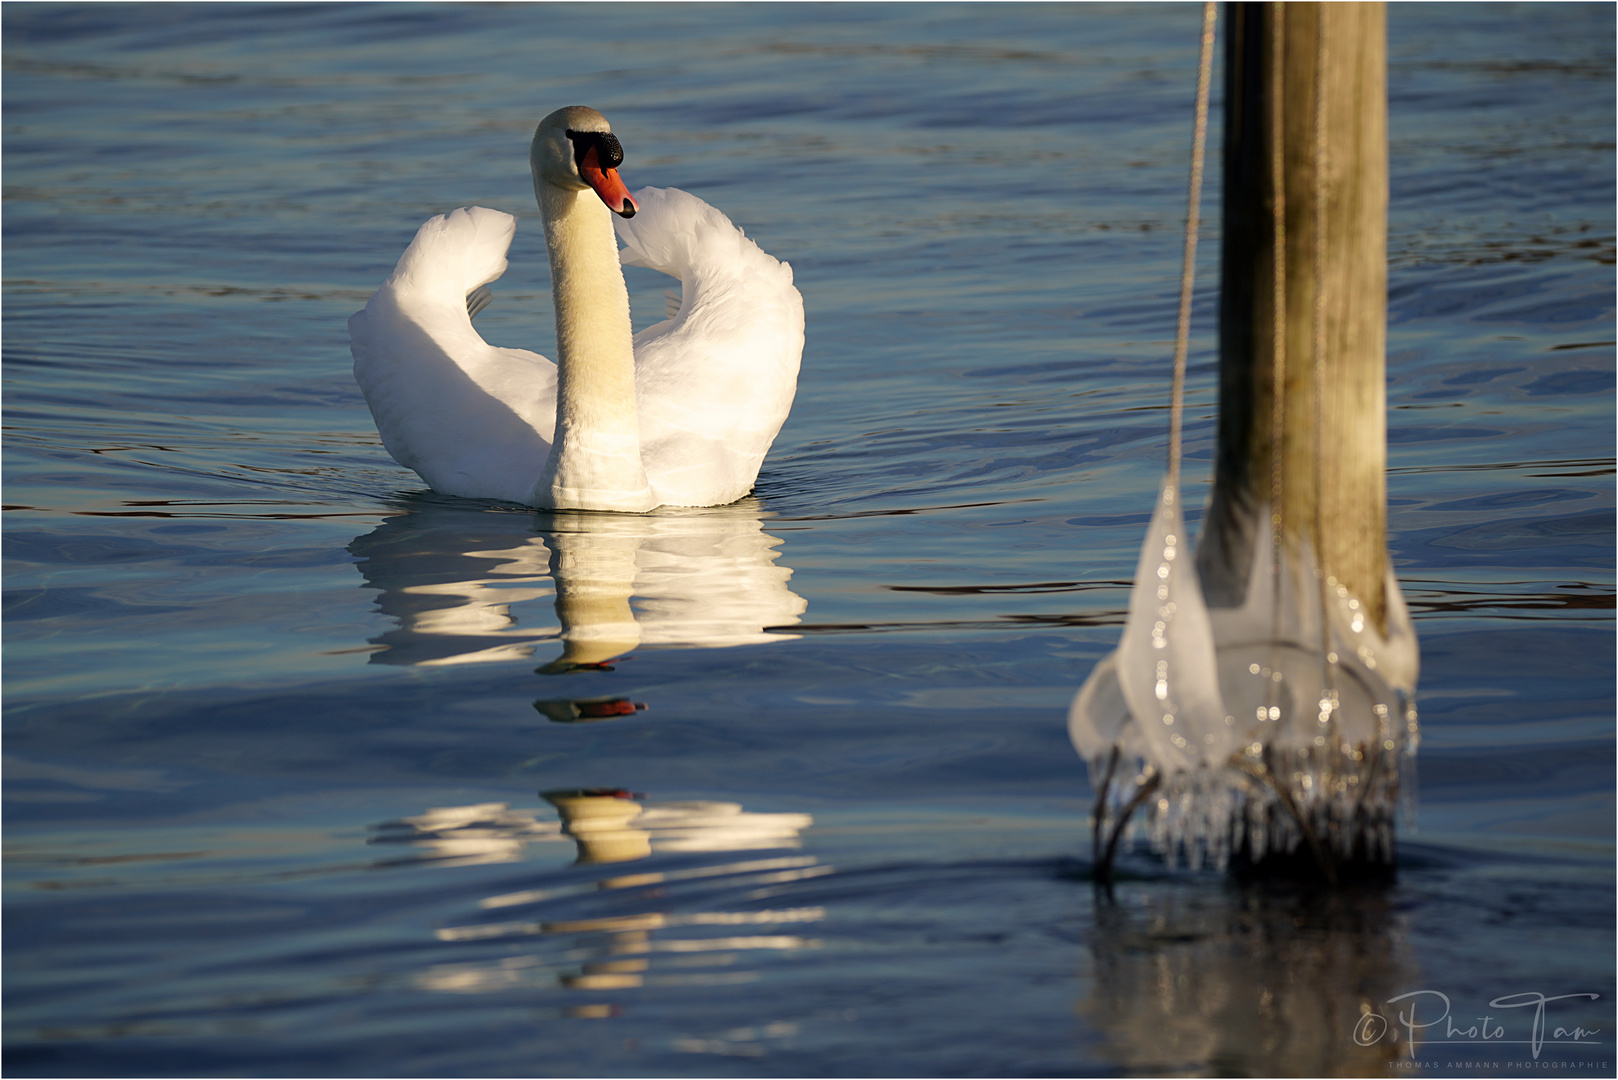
[350, 190, 802, 511]
[351, 206, 556, 504]
[617, 186, 804, 508]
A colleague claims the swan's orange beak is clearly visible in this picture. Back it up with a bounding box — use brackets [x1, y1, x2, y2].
[579, 144, 637, 218]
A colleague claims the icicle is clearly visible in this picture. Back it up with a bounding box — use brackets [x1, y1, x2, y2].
[1068, 2, 1418, 880]
[1114, 479, 1239, 773]
[1072, 512, 1422, 874]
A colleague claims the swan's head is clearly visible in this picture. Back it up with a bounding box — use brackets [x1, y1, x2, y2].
[531, 106, 638, 218]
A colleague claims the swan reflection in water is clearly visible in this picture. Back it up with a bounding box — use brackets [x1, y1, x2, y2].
[369, 791, 814, 869]
[347, 495, 807, 671]
[370, 791, 823, 1009]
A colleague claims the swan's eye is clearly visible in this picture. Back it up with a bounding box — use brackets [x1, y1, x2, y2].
[566, 130, 625, 172]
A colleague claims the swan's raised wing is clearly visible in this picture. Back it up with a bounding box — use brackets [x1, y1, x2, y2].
[615, 187, 804, 508]
[350, 207, 557, 505]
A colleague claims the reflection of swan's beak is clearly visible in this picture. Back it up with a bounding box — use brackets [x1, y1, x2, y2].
[533, 697, 647, 723]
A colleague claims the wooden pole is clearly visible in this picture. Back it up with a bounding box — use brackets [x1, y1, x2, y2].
[1197, 1, 1389, 633]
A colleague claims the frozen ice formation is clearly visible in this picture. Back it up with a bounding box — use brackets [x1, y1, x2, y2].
[1070, 479, 1419, 875]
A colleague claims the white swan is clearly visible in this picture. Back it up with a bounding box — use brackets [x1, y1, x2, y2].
[348, 106, 804, 512]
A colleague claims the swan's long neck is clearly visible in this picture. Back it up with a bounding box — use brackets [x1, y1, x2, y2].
[533, 184, 655, 512]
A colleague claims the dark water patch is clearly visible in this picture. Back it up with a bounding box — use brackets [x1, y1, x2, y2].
[1417, 741, 1614, 803]
[1523, 367, 1617, 396]
[1400, 578, 1614, 620]
[1389, 454, 1614, 478]
[1407, 509, 1613, 563]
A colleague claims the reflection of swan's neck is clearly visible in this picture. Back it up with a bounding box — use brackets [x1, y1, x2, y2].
[546, 791, 650, 864]
[551, 527, 642, 664]
[535, 185, 654, 512]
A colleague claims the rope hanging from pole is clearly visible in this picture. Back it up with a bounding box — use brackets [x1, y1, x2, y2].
[1090, 1, 1218, 888]
[1166, 0, 1218, 486]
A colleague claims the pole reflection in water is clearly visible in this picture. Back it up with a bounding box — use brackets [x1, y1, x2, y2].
[370, 790, 822, 1010]
[1081, 884, 1416, 1074]
[347, 496, 806, 670]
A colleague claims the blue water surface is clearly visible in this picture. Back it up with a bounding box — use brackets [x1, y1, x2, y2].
[4, 4, 1614, 1076]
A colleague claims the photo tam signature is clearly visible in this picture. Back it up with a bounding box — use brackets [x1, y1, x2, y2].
[1354, 990, 1603, 1060]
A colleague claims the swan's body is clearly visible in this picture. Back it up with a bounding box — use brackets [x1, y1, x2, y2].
[349, 107, 803, 512]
